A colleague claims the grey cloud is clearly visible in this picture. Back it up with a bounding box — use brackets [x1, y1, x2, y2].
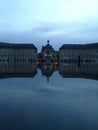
[31, 23, 59, 35]
[0, 21, 98, 51]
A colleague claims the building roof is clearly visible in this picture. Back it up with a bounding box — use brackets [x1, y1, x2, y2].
[60, 43, 98, 50]
[41, 43, 54, 52]
[0, 42, 37, 49]
[0, 42, 12, 48]
[13, 43, 37, 49]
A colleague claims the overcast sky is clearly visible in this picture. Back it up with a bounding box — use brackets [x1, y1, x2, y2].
[0, 0, 98, 49]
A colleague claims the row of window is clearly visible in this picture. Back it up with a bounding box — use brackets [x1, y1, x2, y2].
[0, 65, 37, 69]
[0, 58, 37, 63]
[60, 54, 98, 58]
[59, 59, 83, 63]
[59, 63, 98, 68]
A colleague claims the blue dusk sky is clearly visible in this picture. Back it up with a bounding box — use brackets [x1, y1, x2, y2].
[0, 0, 98, 49]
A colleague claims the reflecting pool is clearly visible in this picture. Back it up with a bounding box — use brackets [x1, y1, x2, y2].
[0, 70, 98, 130]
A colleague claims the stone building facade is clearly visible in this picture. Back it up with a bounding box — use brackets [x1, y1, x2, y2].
[59, 43, 98, 64]
[13, 44, 37, 74]
[38, 41, 58, 80]
[0, 41, 98, 80]
[0, 42, 37, 76]
[59, 43, 98, 76]
[39, 41, 58, 65]
[0, 43, 13, 73]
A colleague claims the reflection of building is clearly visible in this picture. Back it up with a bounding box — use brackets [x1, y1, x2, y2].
[39, 63, 58, 81]
[0, 42, 37, 77]
[59, 63, 98, 80]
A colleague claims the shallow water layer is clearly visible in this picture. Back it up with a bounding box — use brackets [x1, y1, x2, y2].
[0, 71, 98, 130]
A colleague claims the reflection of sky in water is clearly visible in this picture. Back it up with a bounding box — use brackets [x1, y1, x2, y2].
[0, 70, 98, 130]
